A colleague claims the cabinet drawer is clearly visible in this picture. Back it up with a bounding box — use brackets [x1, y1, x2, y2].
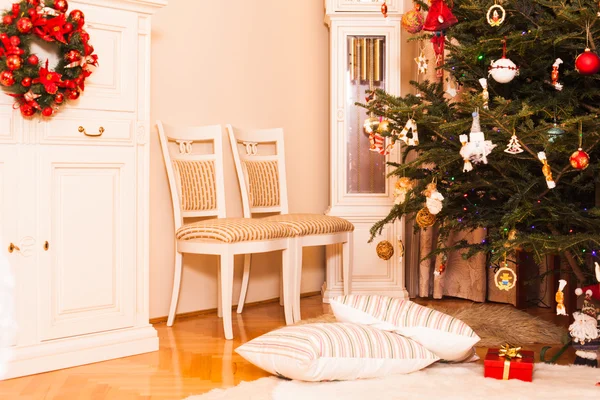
[39, 116, 133, 146]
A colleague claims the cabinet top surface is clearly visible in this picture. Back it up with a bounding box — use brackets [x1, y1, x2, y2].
[71, 0, 168, 14]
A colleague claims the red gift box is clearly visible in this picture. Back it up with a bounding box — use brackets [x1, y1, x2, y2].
[484, 348, 534, 382]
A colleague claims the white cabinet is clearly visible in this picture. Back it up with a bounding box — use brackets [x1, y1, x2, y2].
[323, 2, 408, 300]
[0, 0, 166, 379]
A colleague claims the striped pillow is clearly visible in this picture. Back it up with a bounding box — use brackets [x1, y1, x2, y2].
[235, 322, 439, 382]
[330, 295, 480, 362]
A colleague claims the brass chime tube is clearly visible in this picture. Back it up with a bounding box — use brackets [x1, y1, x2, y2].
[349, 37, 355, 81]
[374, 38, 381, 82]
[361, 37, 368, 81]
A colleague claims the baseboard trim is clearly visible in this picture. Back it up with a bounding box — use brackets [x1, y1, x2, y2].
[150, 291, 322, 325]
[4, 326, 158, 380]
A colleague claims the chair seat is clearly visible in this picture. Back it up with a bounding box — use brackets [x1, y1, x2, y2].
[264, 214, 354, 236]
[176, 218, 294, 243]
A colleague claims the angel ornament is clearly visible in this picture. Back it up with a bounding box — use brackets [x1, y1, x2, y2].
[422, 180, 444, 215]
[394, 177, 416, 205]
[459, 110, 496, 172]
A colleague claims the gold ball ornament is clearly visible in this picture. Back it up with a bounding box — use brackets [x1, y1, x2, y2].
[363, 117, 380, 135]
[416, 207, 436, 228]
[401, 7, 424, 34]
[377, 119, 391, 134]
[376, 240, 395, 260]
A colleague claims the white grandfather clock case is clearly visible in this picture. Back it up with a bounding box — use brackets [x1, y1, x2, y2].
[323, 0, 408, 301]
[0, 0, 166, 379]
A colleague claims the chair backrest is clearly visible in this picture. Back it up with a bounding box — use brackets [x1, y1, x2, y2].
[226, 125, 289, 218]
[157, 121, 226, 230]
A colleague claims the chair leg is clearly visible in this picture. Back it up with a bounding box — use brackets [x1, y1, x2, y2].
[282, 247, 294, 326]
[293, 241, 303, 323]
[342, 233, 353, 296]
[237, 254, 252, 314]
[220, 252, 235, 340]
[279, 269, 284, 307]
[217, 261, 222, 318]
[167, 251, 183, 327]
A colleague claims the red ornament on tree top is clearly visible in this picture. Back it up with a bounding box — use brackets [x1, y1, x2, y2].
[423, 0, 458, 31]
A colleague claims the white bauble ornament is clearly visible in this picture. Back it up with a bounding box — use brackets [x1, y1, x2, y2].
[488, 57, 519, 83]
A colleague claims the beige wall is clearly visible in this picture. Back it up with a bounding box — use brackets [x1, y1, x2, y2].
[149, 1, 331, 319]
[149, 1, 418, 319]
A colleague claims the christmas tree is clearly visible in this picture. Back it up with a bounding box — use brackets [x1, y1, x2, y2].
[362, 0, 600, 284]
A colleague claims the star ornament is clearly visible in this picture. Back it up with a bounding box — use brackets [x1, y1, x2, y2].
[415, 50, 429, 74]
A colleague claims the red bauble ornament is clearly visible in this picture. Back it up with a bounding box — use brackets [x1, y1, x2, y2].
[0, 70, 15, 86]
[27, 8, 36, 18]
[27, 54, 39, 66]
[575, 48, 600, 75]
[42, 107, 53, 117]
[6, 55, 22, 71]
[63, 79, 75, 89]
[69, 9, 84, 26]
[20, 103, 34, 117]
[63, 22, 73, 33]
[9, 36, 20, 47]
[11, 4, 20, 16]
[26, 0, 40, 6]
[0, 34, 7, 41]
[2, 15, 13, 25]
[67, 89, 80, 100]
[54, 93, 64, 104]
[65, 50, 80, 63]
[569, 148, 590, 170]
[16, 18, 33, 34]
[21, 77, 32, 87]
[54, 0, 68, 13]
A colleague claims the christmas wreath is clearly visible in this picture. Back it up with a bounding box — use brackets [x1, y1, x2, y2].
[0, 0, 98, 118]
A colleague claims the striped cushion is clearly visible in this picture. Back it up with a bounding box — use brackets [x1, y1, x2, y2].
[264, 214, 354, 236]
[176, 218, 293, 243]
[173, 159, 217, 212]
[331, 295, 480, 362]
[235, 322, 438, 382]
[244, 160, 280, 207]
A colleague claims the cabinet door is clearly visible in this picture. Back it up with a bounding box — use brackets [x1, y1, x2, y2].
[0, 145, 18, 346]
[38, 146, 136, 340]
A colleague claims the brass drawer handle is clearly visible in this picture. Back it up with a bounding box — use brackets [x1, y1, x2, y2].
[44, 241, 49, 251]
[78, 126, 105, 137]
[8, 243, 20, 253]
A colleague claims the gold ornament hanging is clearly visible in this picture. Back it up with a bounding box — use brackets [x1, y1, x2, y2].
[416, 207, 436, 228]
[486, 3, 506, 27]
[376, 240, 395, 260]
[494, 254, 517, 291]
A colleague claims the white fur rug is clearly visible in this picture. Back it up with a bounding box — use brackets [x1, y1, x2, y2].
[186, 362, 600, 400]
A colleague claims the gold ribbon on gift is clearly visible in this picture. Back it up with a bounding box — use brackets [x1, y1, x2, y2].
[498, 344, 522, 380]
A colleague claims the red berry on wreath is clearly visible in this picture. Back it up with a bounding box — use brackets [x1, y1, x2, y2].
[54, 0, 68, 13]
[69, 9, 84, 26]
[65, 50, 80, 63]
[0, 70, 15, 86]
[11, 4, 20, 16]
[63, 22, 73, 33]
[67, 89, 80, 100]
[0, 34, 7, 41]
[42, 107, 53, 117]
[27, 54, 39, 66]
[9, 36, 20, 47]
[20, 103, 34, 117]
[575, 48, 600, 75]
[54, 93, 64, 104]
[16, 18, 33, 34]
[80, 30, 90, 42]
[27, 8, 36, 18]
[21, 77, 32, 87]
[6, 55, 22, 71]
[2, 15, 13, 25]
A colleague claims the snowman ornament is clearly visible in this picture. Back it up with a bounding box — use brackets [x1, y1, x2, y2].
[459, 110, 496, 172]
[489, 38, 520, 83]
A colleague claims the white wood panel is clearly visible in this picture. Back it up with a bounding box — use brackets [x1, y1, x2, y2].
[38, 146, 136, 340]
[66, 3, 137, 112]
[0, 145, 19, 346]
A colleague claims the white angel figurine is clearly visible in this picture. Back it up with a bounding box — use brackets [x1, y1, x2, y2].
[459, 110, 496, 172]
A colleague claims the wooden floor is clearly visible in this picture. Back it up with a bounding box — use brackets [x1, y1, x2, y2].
[0, 296, 575, 400]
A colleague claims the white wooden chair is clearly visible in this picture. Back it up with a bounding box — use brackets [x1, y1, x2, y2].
[157, 121, 296, 339]
[226, 125, 354, 322]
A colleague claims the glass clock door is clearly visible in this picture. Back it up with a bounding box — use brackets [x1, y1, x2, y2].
[346, 35, 387, 194]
